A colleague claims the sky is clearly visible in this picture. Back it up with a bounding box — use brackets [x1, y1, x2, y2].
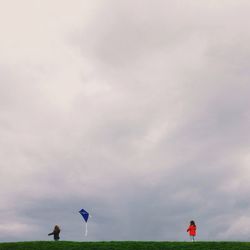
[0, 0, 250, 242]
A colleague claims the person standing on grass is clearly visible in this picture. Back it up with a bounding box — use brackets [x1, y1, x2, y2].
[187, 220, 196, 242]
[48, 225, 61, 241]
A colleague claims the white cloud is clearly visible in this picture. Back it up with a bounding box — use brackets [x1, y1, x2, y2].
[0, 0, 250, 241]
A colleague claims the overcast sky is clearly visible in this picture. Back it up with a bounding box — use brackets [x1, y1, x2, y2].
[1, 0, 250, 242]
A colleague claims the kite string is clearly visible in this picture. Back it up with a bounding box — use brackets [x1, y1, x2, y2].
[85, 223, 88, 237]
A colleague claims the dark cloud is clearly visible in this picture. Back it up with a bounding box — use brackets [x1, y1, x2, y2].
[0, 0, 250, 242]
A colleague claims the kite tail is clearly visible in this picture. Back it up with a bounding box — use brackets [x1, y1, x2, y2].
[85, 223, 88, 237]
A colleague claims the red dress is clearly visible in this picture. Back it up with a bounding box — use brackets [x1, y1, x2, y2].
[187, 225, 196, 236]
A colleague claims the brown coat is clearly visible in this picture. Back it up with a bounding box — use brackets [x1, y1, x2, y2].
[48, 226, 60, 240]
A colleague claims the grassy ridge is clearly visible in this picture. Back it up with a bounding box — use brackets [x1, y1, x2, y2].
[1, 241, 250, 250]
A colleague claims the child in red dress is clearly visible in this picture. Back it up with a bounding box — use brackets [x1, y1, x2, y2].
[187, 220, 196, 242]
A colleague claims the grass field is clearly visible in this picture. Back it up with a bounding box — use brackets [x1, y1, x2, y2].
[0, 241, 250, 250]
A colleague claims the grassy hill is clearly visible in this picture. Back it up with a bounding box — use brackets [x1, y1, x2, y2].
[0, 241, 250, 250]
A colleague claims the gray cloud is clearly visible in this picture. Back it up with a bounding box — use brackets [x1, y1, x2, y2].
[0, 0, 250, 242]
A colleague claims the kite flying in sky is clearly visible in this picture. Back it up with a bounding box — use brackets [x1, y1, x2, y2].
[79, 208, 90, 236]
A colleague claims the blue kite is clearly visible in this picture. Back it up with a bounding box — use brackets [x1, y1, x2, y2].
[79, 208, 90, 236]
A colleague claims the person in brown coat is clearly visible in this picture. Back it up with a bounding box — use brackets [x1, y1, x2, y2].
[48, 225, 61, 241]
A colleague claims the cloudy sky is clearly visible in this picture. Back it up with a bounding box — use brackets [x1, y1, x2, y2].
[1, 0, 250, 242]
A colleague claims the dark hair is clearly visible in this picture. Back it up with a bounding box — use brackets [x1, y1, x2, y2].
[54, 225, 60, 233]
[190, 220, 196, 226]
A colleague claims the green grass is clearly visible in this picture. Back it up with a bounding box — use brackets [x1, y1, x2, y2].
[0, 241, 250, 250]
